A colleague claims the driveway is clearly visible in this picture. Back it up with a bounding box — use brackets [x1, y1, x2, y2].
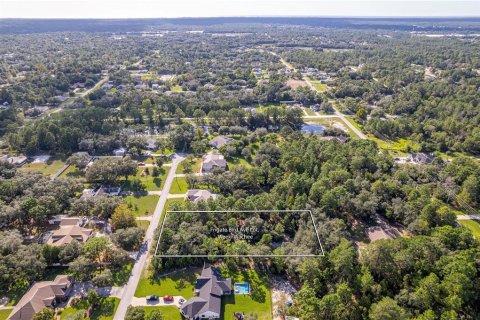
[114, 153, 185, 320]
[130, 296, 186, 308]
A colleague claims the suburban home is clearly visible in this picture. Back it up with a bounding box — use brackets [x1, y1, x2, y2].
[202, 154, 227, 173]
[46, 217, 93, 247]
[80, 185, 121, 199]
[147, 139, 156, 151]
[0, 155, 28, 167]
[180, 265, 232, 320]
[8, 275, 74, 320]
[187, 189, 218, 203]
[112, 147, 126, 157]
[209, 136, 235, 149]
[408, 153, 435, 164]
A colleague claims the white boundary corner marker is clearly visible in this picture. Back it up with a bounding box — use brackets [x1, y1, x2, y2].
[154, 210, 325, 257]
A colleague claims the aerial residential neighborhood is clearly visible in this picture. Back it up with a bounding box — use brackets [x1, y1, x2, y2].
[0, 10, 480, 320]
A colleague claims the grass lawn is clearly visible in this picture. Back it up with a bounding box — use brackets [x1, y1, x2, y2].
[135, 268, 198, 298]
[0, 309, 12, 320]
[59, 297, 120, 320]
[163, 198, 185, 214]
[170, 177, 188, 194]
[124, 195, 159, 216]
[176, 157, 202, 174]
[144, 306, 182, 320]
[227, 156, 252, 169]
[459, 220, 480, 238]
[344, 117, 419, 155]
[124, 167, 170, 191]
[136, 220, 150, 231]
[303, 108, 316, 116]
[306, 77, 328, 92]
[219, 267, 272, 320]
[171, 85, 183, 92]
[131, 155, 158, 165]
[19, 158, 66, 177]
[1, 285, 28, 306]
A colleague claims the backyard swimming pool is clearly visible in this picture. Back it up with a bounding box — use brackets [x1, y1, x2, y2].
[234, 282, 251, 294]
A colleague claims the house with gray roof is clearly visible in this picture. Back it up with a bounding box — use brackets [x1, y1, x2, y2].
[180, 265, 232, 320]
[202, 154, 227, 173]
[8, 275, 73, 320]
[187, 189, 218, 203]
[209, 136, 235, 149]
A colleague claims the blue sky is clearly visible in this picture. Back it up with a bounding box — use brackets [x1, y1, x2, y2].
[0, 0, 479, 18]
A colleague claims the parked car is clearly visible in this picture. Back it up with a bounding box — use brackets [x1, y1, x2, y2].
[163, 295, 174, 302]
[146, 295, 159, 301]
[179, 298, 185, 305]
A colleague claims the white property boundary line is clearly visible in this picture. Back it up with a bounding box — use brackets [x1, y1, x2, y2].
[154, 210, 325, 257]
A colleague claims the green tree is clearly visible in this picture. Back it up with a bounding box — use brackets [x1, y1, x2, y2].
[369, 297, 409, 320]
[32, 308, 55, 320]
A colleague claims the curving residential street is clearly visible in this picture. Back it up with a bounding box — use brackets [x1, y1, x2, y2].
[114, 153, 185, 320]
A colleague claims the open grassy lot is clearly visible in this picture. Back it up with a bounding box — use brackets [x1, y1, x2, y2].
[219, 267, 272, 320]
[163, 198, 185, 214]
[144, 306, 182, 320]
[307, 117, 360, 140]
[459, 220, 480, 238]
[124, 167, 170, 191]
[303, 108, 316, 116]
[131, 155, 158, 165]
[19, 158, 66, 177]
[136, 220, 150, 231]
[59, 297, 120, 320]
[227, 156, 252, 169]
[170, 177, 188, 194]
[171, 85, 183, 92]
[0, 309, 12, 320]
[135, 268, 198, 298]
[124, 195, 159, 216]
[176, 157, 202, 174]
[306, 77, 328, 92]
[344, 116, 419, 155]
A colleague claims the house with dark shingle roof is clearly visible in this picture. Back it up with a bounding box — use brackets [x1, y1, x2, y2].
[180, 264, 232, 319]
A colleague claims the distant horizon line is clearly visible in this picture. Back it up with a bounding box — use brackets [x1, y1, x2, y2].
[1, 15, 479, 20]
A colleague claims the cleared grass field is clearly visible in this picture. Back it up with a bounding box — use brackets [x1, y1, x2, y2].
[345, 116, 419, 155]
[59, 297, 119, 320]
[227, 156, 252, 169]
[136, 220, 150, 231]
[303, 107, 316, 116]
[124, 167, 170, 191]
[176, 157, 202, 174]
[308, 117, 360, 140]
[459, 220, 480, 238]
[124, 194, 159, 216]
[0, 309, 12, 320]
[171, 85, 183, 92]
[144, 306, 182, 320]
[135, 268, 198, 298]
[170, 177, 188, 194]
[19, 158, 66, 177]
[307, 77, 328, 92]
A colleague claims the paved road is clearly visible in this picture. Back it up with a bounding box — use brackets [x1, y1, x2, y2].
[456, 214, 480, 220]
[114, 154, 185, 320]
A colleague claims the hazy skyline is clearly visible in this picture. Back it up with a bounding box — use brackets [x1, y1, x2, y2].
[0, 0, 479, 19]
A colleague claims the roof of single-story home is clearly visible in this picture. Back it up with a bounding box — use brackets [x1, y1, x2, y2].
[9, 275, 74, 320]
[181, 265, 231, 319]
